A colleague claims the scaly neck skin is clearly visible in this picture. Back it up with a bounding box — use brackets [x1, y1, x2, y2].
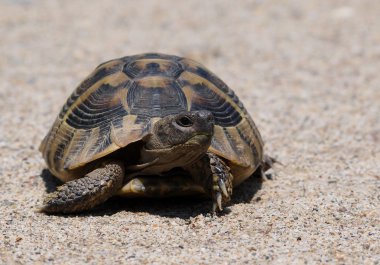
[137, 134, 212, 175]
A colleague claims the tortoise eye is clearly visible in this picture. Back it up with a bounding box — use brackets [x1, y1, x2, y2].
[176, 116, 193, 127]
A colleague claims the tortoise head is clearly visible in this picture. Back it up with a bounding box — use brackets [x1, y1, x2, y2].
[138, 110, 215, 174]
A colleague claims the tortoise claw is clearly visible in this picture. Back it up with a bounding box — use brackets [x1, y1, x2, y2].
[218, 178, 229, 198]
[212, 192, 223, 212]
[217, 191, 223, 211]
[208, 152, 233, 212]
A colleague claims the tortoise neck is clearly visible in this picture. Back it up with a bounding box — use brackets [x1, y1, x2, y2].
[136, 135, 212, 175]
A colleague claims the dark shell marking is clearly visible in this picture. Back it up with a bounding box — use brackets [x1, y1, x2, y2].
[40, 53, 263, 182]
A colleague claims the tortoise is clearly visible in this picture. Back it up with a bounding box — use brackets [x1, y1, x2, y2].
[39, 53, 272, 213]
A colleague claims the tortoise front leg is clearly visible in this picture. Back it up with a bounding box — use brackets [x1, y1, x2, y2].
[40, 161, 124, 214]
[186, 152, 233, 212]
[208, 153, 233, 211]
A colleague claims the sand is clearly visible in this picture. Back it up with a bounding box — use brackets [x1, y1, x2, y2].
[0, 0, 379, 264]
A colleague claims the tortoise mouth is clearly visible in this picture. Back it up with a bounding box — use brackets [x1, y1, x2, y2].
[127, 133, 212, 178]
[182, 133, 213, 146]
[143, 134, 211, 167]
[143, 133, 212, 151]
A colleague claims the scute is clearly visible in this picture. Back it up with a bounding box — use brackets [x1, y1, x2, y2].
[187, 83, 242, 126]
[123, 59, 184, 79]
[40, 53, 263, 182]
[127, 78, 187, 119]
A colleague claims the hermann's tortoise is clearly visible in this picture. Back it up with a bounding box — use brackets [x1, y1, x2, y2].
[39, 53, 272, 213]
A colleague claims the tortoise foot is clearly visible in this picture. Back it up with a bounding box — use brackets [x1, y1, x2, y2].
[208, 153, 233, 212]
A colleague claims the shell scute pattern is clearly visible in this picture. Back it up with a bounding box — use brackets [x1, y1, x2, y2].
[41, 53, 263, 181]
[123, 59, 184, 79]
[188, 83, 242, 127]
[59, 59, 123, 119]
[66, 84, 128, 130]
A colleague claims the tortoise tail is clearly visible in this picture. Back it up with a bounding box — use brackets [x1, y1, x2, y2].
[262, 155, 281, 172]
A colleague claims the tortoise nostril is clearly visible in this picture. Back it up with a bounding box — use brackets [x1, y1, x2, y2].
[207, 114, 214, 123]
[205, 112, 214, 123]
[197, 110, 214, 121]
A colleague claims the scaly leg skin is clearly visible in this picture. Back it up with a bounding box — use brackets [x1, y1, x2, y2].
[40, 161, 125, 214]
[186, 152, 233, 212]
[208, 153, 233, 212]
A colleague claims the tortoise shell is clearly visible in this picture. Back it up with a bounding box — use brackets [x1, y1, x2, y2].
[40, 53, 264, 185]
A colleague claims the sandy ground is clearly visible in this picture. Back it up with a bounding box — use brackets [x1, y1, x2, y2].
[0, 0, 379, 264]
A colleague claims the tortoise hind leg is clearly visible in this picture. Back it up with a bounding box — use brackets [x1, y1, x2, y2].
[40, 161, 124, 214]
